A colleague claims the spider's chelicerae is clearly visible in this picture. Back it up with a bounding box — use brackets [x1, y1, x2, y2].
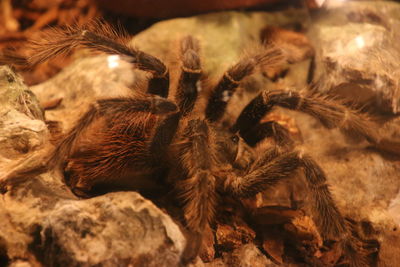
[4, 22, 381, 266]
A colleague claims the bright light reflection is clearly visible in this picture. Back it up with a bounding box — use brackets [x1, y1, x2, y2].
[107, 55, 120, 69]
[324, 0, 348, 8]
[355, 35, 365, 49]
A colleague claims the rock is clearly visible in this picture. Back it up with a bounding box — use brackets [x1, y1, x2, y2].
[308, 1, 400, 114]
[31, 55, 139, 130]
[0, 67, 186, 266]
[1, 179, 186, 266]
[0, 66, 47, 163]
[292, 110, 400, 266]
[204, 244, 279, 267]
[222, 244, 279, 267]
[132, 10, 309, 75]
[30, 192, 185, 267]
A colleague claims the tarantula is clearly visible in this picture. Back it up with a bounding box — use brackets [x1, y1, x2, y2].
[1, 22, 380, 266]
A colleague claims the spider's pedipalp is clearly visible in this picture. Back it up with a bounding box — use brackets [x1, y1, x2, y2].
[205, 47, 284, 123]
[175, 36, 202, 116]
[241, 120, 294, 147]
[232, 88, 380, 145]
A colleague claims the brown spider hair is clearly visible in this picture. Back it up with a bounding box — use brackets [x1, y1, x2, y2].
[1, 21, 381, 266]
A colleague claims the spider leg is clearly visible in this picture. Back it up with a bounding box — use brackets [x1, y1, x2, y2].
[174, 119, 217, 263]
[232, 89, 379, 144]
[223, 148, 367, 267]
[151, 35, 204, 165]
[175, 36, 202, 117]
[149, 35, 204, 163]
[240, 121, 294, 148]
[205, 47, 284, 122]
[1, 21, 170, 97]
[149, 112, 181, 162]
[49, 94, 177, 167]
[224, 148, 347, 238]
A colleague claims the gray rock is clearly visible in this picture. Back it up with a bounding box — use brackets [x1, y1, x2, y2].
[308, 1, 400, 114]
[0, 66, 47, 163]
[203, 244, 279, 267]
[224, 244, 279, 267]
[31, 192, 185, 267]
[1, 176, 185, 266]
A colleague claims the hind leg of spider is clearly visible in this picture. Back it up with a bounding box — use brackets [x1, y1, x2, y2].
[224, 148, 347, 237]
[222, 148, 367, 267]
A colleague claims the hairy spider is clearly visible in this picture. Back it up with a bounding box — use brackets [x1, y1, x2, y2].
[2, 21, 381, 266]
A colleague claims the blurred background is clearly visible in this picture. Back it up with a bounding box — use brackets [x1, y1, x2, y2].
[0, 0, 308, 85]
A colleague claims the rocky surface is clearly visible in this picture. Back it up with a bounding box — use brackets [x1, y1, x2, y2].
[31, 55, 139, 130]
[308, 1, 400, 114]
[0, 66, 46, 164]
[0, 67, 186, 266]
[1, 6, 400, 267]
[132, 10, 309, 75]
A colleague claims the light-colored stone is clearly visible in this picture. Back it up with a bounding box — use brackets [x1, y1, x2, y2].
[0, 66, 47, 162]
[31, 55, 139, 130]
[224, 244, 279, 267]
[308, 1, 400, 114]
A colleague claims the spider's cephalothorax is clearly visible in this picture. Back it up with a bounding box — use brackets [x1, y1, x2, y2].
[4, 22, 381, 266]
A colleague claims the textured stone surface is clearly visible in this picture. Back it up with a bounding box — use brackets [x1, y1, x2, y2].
[0, 175, 186, 266]
[31, 55, 138, 130]
[132, 10, 309, 75]
[0, 67, 186, 267]
[0, 66, 47, 162]
[308, 1, 400, 114]
[30, 192, 185, 267]
[222, 244, 279, 267]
